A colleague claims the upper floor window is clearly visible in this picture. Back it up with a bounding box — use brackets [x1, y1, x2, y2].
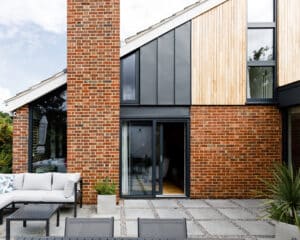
[121, 52, 139, 103]
[247, 0, 276, 102]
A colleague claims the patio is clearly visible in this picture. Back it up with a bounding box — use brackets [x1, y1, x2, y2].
[0, 199, 275, 240]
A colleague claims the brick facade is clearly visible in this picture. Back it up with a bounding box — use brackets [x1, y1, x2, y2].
[190, 106, 282, 198]
[67, 0, 120, 203]
[12, 105, 29, 173]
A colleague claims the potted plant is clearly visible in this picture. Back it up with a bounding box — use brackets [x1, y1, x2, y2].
[94, 177, 116, 214]
[261, 164, 300, 240]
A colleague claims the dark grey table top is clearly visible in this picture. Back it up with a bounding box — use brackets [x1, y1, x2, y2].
[7, 204, 60, 220]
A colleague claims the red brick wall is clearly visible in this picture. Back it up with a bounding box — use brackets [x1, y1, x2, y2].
[67, 0, 120, 204]
[190, 106, 282, 198]
[12, 105, 29, 173]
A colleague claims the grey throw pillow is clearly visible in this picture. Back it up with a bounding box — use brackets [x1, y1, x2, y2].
[64, 180, 75, 198]
[0, 175, 14, 193]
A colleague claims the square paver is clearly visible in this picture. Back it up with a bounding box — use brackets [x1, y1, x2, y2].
[151, 199, 179, 208]
[233, 199, 265, 208]
[125, 208, 155, 219]
[125, 220, 137, 237]
[205, 199, 238, 208]
[124, 200, 150, 208]
[199, 220, 246, 235]
[179, 199, 210, 208]
[187, 221, 205, 236]
[188, 208, 225, 220]
[156, 208, 188, 218]
[249, 208, 268, 218]
[236, 220, 275, 236]
[218, 208, 257, 220]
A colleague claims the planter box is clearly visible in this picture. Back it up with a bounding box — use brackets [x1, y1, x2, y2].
[275, 221, 300, 240]
[97, 195, 116, 214]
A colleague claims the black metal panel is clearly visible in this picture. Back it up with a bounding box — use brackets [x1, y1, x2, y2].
[175, 22, 191, 105]
[278, 80, 300, 108]
[158, 30, 175, 105]
[140, 40, 157, 105]
[120, 107, 190, 119]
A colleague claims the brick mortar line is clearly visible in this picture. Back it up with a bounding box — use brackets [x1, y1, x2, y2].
[203, 200, 255, 240]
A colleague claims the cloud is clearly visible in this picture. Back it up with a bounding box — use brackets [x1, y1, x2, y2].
[0, 86, 12, 112]
[121, 0, 197, 40]
[0, 0, 66, 34]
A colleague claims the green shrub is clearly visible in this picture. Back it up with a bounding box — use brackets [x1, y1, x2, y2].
[94, 177, 116, 195]
[262, 164, 300, 227]
[0, 112, 12, 173]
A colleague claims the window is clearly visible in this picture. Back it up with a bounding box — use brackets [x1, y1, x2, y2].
[121, 52, 139, 103]
[247, 0, 276, 101]
[30, 87, 67, 173]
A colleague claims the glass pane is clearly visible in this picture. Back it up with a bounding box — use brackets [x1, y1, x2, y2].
[289, 108, 300, 171]
[121, 122, 153, 196]
[121, 53, 136, 101]
[31, 88, 67, 173]
[247, 67, 273, 99]
[248, 0, 274, 22]
[248, 29, 273, 61]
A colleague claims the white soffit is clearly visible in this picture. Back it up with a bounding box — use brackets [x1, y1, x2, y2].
[120, 0, 228, 57]
[4, 70, 67, 112]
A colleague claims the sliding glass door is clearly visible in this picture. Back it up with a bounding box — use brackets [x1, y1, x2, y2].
[288, 107, 300, 170]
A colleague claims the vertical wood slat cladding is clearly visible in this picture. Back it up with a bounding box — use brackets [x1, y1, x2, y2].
[278, 0, 300, 86]
[192, 0, 247, 105]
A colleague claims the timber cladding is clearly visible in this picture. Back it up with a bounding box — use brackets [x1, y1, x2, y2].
[191, 0, 247, 105]
[12, 105, 29, 173]
[277, 0, 300, 87]
[67, 0, 120, 204]
[190, 106, 282, 198]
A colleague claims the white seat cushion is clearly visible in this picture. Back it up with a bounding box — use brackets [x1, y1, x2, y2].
[23, 173, 52, 191]
[52, 173, 80, 190]
[0, 194, 13, 209]
[9, 190, 74, 203]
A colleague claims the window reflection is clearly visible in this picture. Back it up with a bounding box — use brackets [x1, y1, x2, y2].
[31, 87, 67, 173]
[121, 53, 137, 102]
[248, 29, 274, 61]
[248, 0, 274, 22]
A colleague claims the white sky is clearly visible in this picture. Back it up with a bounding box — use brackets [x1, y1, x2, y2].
[0, 0, 198, 111]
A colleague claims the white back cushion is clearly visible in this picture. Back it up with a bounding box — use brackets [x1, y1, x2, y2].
[13, 173, 24, 190]
[23, 173, 52, 190]
[52, 173, 80, 190]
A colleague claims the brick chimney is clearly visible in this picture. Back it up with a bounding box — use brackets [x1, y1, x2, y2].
[67, 0, 120, 204]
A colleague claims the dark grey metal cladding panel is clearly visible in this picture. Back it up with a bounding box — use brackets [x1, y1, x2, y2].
[158, 30, 175, 105]
[121, 107, 190, 119]
[175, 22, 191, 105]
[140, 40, 157, 105]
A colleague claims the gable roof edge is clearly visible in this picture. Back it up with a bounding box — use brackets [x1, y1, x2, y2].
[4, 70, 67, 112]
[120, 0, 228, 57]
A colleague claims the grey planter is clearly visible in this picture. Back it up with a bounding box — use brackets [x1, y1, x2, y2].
[275, 221, 300, 240]
[97, 195, 116, 214]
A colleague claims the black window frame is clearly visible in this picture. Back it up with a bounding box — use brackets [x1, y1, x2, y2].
[246, 0, 277, 104]
[120, 51, 140, 105]
[28, 85, 67, 172]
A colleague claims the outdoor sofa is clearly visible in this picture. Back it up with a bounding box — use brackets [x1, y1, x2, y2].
[0, 172, 83, 224]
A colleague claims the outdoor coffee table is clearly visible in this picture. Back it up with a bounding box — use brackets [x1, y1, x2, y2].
[6, 204, 60, 240]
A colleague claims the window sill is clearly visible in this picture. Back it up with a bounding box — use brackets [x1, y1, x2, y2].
[246, 99, 277, 105]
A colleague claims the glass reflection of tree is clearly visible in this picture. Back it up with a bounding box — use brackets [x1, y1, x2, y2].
[249, 46, 272, 98]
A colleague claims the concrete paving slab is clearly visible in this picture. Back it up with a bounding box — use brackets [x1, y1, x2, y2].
[187, 208, 225, 220]
[178, 199, 210, 208]
[205, 200, 238, 208]
[199, 220, 246, 235]
[125, 220, 137, 237]
[218, 208, 257, 220]
[151, 199, 179, 208]
[187, 221, 205, 236]
[236, 220, 275, 236]
[124, 200, 150, 208]
[233, 199, 265, 208]
[125, 208, 155, 220]
[156, 208, 188, 218]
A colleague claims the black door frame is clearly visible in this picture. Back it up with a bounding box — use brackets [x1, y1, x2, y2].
[119, 118, 190, 198]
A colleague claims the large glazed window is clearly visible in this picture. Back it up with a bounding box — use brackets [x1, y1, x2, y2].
[247, 0, 276, 102]
[288, 107, 300, 171]
[30, 87, 67, 173]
